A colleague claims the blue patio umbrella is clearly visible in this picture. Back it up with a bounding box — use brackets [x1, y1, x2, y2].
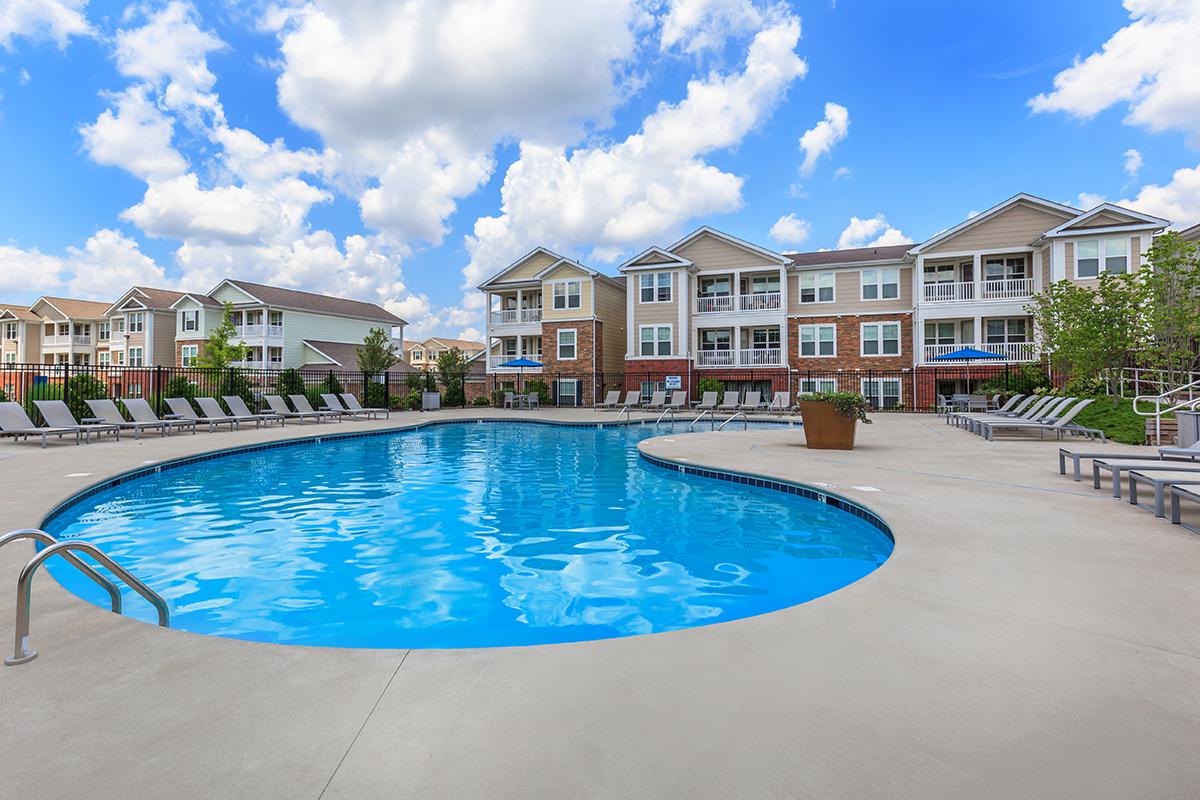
[499, 357, 542, 393]
[930, 347, 1003, 394]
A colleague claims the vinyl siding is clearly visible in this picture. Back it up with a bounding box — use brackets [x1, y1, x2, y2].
[628, 251, 680, 267]
[1040, 245, 1051, 287]
[280, 311, 386, 366]
[151, 310, 175, 365]
[496, 251, 558, 282]
[211, 283, 261, 305]
[676, 233, 779, 271]
[788, 265, 911, 315]
[1065, 234, 1141, 289]
[631, 270, 682, 327]
[924, 202, 1072, 254]
[594, 281, 627, 372]
[541, 264, 595, 321]
[1063, 209, 1138, 229]
[175, 300, 219, 339]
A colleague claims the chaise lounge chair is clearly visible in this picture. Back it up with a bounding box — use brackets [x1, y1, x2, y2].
[717, 391, 740, 412]
[738, 391, 763, 412]
[223, 395, 286, 426]
[695, 391, 718, 412]
[320, 394, 369, 420]
[0, 402, 80, 447]
[86, 398, 169, 439]
[33, 400, 122, 443]
[165, 397, 237, 432]
[1091, 456, 1200, 499]
[960, 396, 1059, 434]
[595, 390, 622, 410]
[1127, 468, 1200, 517]
[643, 391, 667, 411]
[765, 392, 791, 414]
[975, 398, 1095, 441]
[341, 393, 389, 419]
[123, 398, 197, 436]
[264, 394, 324, 423]
[289, 395, 343, 422]
[199, 397, 273, 429]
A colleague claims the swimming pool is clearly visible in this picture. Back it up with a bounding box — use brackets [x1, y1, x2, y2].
[44, 421, 893, 649]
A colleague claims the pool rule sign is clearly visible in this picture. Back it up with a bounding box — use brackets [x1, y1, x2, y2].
[664, 376, 682, 389]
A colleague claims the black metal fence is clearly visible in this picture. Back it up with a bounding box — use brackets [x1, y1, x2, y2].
[0, 362, 1025, 423]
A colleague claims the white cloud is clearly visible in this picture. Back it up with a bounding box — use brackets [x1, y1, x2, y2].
[1077, 192, 1107, 209]
[114, 0, 224, 117]
[19, 68, 30, 84]
[1117, 162, 1200, 224]
[462, 14, 806, 292]
[1029, 0, 1200, 143]
[798, 102, 848, 176]
[0, 229, 164, 299]
[768, 213, 810, 246]
[833, 166, 851, 180]
[80, 87, 189, 181]
[1123, 147, 1144, 177]
[0, 0, 90, 50]
[836, 214, 912, 249]
[660, 0, 768, 53]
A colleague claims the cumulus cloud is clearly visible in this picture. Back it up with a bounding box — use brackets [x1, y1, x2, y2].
[114, 0, 224, 117]
[1029, 0, 1200, 143]
[1123, 147, 1143, 177]
[660, 0, 770, 53]
[1117, 162, 1200, 224]
[798, 102, 848, 176]
[461, 13, 806, 295]
[768, 213, 810, 246]
[80, 86, 189, 181]
[0, 229, 164, 299]
[836, 214, 912, 249]
[0, 0, 90, 50]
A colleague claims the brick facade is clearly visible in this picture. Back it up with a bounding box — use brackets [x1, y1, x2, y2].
[176, 339, 207, 367]
[537, 320, 601, 405]
[789, 313, 913, 372]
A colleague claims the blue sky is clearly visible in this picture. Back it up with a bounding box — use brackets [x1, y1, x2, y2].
[1, 0, 1197, 338]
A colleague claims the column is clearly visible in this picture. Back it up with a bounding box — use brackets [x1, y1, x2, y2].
[972, 315, 982, 349]
[516, 289, 523, 321]
[733, 324, 742, 366]
[972, 254, 982, 301]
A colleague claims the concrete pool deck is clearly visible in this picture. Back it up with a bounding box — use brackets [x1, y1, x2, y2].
[0, 410, 1197, 799]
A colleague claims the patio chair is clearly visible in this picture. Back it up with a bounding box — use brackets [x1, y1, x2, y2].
[1168, 484, 1200, 528]
[224, 395, 287, 426]
[526, 393, 540, 410]
[717, 391, 740, 412]
[1158, 439, 1200, 460]
[502, 392, 515, 409]
[33, 400, 121, 443]
[952, 395, 1049, 431]
[123, 398, 197, 436]
[976, 398, 1094, 441]
[621, 390, 641, 409]
[199, 397, 271, 429]
[1127, 469, 1200, 517]
[971, 396, 1078, 435]
[738, 391, 763, 412]
[1092, 458, 1200, 500]
[319, 394, 367, 420]
[695, 391, 718, 411]
[0, 402, 80, 448]
[765, 392, 791, 414]
[288, 394, 343, 422]
[86, 398, 168, 439]
[643, 391, 667, 410]
[595, 390, 622, 410]
[665, 390, 687, 411]
[341, 393, 389, 419]
[264, 394, 323, 423]
[164, 397, 233, 432]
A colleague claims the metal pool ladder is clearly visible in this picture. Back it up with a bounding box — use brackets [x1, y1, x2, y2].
[718, 412, 748, 431]
[1, 529, 170, 666]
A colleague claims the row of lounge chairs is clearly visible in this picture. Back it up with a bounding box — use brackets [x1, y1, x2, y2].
[0, 393, 388, 447]
[1057, 439, 1200, 530]
[594, 390, 793, 414]
[943, 393, 1104, 441]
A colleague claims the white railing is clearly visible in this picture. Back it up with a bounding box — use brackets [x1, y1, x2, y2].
[490, 308, 543, 326]
[923, 281, 974, 302]
[42, 335, 91, 347]
[231, 360, 267, 369]
[981, 277, 1035, 300]
[235, 324, 264, 338]
[922, 342, 1036, 363]
[696, 349, 735, 367]
[1134, 377, 1200, 444]
[696, 348, 782, 367]
[696, 295, 735, 314]
[521, 308, 542, 323]
[266, 325, 284, 338]
[488, 355, 542, 370]
[72, 335, 91, 346]
[739, 292, 782, 312]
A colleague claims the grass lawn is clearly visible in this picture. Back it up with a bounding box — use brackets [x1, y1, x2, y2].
[1072, 396, 1147, 445]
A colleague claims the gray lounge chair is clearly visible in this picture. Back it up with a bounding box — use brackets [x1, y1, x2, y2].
[643, 391, 667, 410]
[1158, 440, 1200, 460]
[949, 394, 1038, 427]
[976, 398, 1095, 441]
[165, 397, 237, 431]
[717, 391, 740, 412]
[738, 391, 763, 412]
[289, 394, 343, 422]
[695, 391, 718, 412]
[765, 392, 791, 414]
[1057, 447, 1173, 481]
[0, 402, 80, 447]
[1127, 469, 1200, 517]
[264, 394, 322, 423]
[962, 396, 1060, 433]
[1092, 457, 1200, 499]
[620, 390, 641, 409]
[341, 393, 388, 419]
[1167, 484, 1200, 530]
[199, 397, 266, 429]
[665, 390, 687, 411]
[123, 398, 196, 435]
[224, 395, 286, 426]
[595, 390, 622, 410]
[321, 393, 371, 420]
[86, 398, 168, 439]
[33, 400, 121, 443]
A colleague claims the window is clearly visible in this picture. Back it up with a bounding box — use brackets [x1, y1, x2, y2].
[639, 325, 672, 356]
[923, 322, 956, 346]
[923, 263, 956, 283]
[128, 346, 144, 367]
[984, 256, 1026, 281]
[181, 310, 199, 332]
[98, 350, 111, 366]
[639, 272, 672, 303]
[73, 323, 90, 337]
[1077, 239, 1132, 278]
[2, 322, 16, 340]
[799, 378, 838, 394]
[552, 280, 581, 310]
[412, 349, 423, 360]
[126, 312, 144, 333]
[180, 345, 198, 366]
[4, 352, 15, 363]
[746, 274, 780, 294]
[57, 323, 69, 336]
[114, 350, 125, 366]
[798, 324, 836, 357]
[557, 329, 577, 359]
[861, 378, 901, 409]
[127, 383, 142, 399]
[861, 322, 900, 356]
[98, 321, 110, 341]
[268, 346, 283, 364]
[268, 310, 283, 327]
[1104, 238, 1128, 274]
[114, 318, 125, 334]
[750, 327, 780, 349]
[799, 272, 835, 303]
[986, 318, 1028, 344]
[700, 329, 731, 350]
[861, 268, 900, 300]
[698, 276, 731, 296]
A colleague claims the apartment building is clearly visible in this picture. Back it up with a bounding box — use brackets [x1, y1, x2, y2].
[24, 297, 110, 365]
[405, 337, 486, 371]
[0, 304, 42, 364]
[171, 279, 405, 370]
[101, 286, 188, 367]
[479, 248, 626, 404]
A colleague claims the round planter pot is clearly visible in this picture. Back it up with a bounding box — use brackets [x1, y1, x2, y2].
[797, 400, 858, 450]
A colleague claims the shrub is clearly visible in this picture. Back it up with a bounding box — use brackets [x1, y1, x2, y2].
[976, 363, 1051, 397]
[525, 378, 551, 406]
[472, 395, 491, 407]
[799, 391, 873, 424]
[696, 377, 723, 398]
[364, 381, 389, 410]
[402, 389, 422, 410]
[221, 368, 255, 412]
[1071, 396, 1145, 445]
[0, 388, 6, 403]
[163, 376, 197, 403]
[276, 368, 306, 397]
[318, 372, 344, 395]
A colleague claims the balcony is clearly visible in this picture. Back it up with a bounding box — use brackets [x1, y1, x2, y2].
[696, 295, 734, 314]
[488, 355, 543, 370]
[981, 277, 1035, 300]
[923, 277, 1035, 303]
[695, 293, 782, 314]
[42, 335, 92, 347]
[922, 342, 1036, 363]
[923, 281, 974, 303]
[696, 348, 783, 368]
[489, 308, 542, 326]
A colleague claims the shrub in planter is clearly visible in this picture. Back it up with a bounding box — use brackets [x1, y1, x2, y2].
[797, 391, 872, 450]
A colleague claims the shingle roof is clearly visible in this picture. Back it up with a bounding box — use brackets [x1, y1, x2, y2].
[0, 303, 38, 321]
[36, 297, 112, 318]
[425, 337, 485, 351]
[784, 244, 912, 267]
[300, 339, 415, 372]
[223, 280, 405, 325]
[129, 286, 189, 309]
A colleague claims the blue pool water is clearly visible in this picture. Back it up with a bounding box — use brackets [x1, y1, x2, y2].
[44, 422, 893, 649]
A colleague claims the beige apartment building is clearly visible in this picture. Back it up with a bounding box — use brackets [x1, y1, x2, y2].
[0, 304, 42, 364]
[102, 286, 188, 367]
[405, 337, 486, 371]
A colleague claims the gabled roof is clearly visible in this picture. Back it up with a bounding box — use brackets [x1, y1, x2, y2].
[31, 296, 111, 319]
[1179, 222, 1200, 242]
[105, 286, 189, 316]
[207, 279, 405, 325]
[169, 292, 223, 310]
[909, 193, 1080, 255]
[785, 244, 913, 269]
[420, 337, 486, 351]
[534, 256, 599, 280]
[0, 303, 38, 322]
[666, 226, 793, 266]
[477, 246, 566, 288]
[1039, 203, 1171, 239]
[299, 339, 414, 372]
[617, 246, 693, 272]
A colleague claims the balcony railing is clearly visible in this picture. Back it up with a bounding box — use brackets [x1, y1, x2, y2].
[490, 308, 542, 326]
[923, 281, 974, 303]
[696, 348, 782, 367]
[696, 295, 734, 314]
[923, 278, 1035, 303]
[739, 292, 782, 312]
[922, 342, 1036, 363]
[266, 324, 284, 337]
[488, 355, 543, 370]
[981, 277, 1035, 300]
[42, 335, 92, 347]
[235, 324, 264, 338]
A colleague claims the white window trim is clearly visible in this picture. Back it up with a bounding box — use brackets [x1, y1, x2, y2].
[128, 346, 144, 367]
[797, 323, 837, 358]
[551, 280, 582, 310]
[638, 272, 673, 304]
[859, 267, 900, 302]
[556, 328, 578, 360]
[799, 271, 836, 304]
[1074, 236, 1130, 278]
[860, 377, 902, 408]
[859, 321, 901, 357]
[638, 324, 673, 357]
[180, 344, 198, 366]
[181, 309, 199, 332]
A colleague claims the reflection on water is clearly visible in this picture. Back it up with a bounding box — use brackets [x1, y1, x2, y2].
[46, 423, 893, 648]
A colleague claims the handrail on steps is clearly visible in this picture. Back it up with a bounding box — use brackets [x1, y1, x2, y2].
[1133, 378, 1200, 445]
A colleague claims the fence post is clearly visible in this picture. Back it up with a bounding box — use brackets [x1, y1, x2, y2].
[383, 372, 390, 410]
[154, 365, 163, 415]
[63, 361, 71, 414]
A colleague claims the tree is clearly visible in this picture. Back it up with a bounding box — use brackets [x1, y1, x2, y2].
[1139, 231, 1200, 387]
[195, 302, 248, 370]
[1026, 272, 1142, 395]
[357, 327, 400, 374]
[276, 368, 306, 397]
[436, 347, 469, 406]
